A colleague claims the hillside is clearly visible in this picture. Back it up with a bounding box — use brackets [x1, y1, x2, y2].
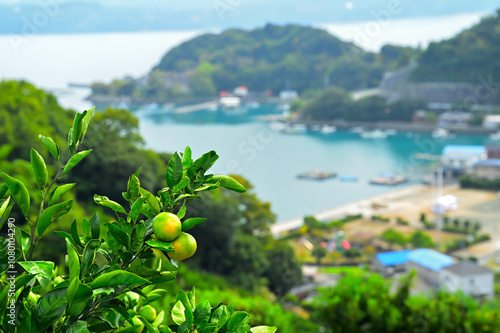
[152, 24, 417, 94]
[410, 9, 500, 83]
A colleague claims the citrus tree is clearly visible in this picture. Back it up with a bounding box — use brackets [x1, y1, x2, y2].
[0, 108, 277, 333]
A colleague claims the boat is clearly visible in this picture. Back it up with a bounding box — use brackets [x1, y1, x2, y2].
[282, 123, 307, 135]
[350, 126, 364, 133]
[339, 175, 358, 182]
[369, 172, 407, 186]
[297, 170, 337, 180]
[360, 129, 388, 139]
[432, 128, 449, 139]
[489, 131, 500, 140]
[320, 125, 336, 134]
[270, 121, 286, 131]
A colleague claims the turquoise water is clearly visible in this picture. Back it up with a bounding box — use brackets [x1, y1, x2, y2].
[137, 109, 491, 222]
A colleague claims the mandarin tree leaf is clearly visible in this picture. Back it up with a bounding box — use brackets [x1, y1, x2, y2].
[39, 135, 60, 162]
[38, 200, 73, 237]
[1, 172, 30, 217]
[166, 152, 183, 188]
[48, 183, 76, 206]
[62, 149, 92, 176]
[89, 271, 150, 289]
[30, 148, 48, 190]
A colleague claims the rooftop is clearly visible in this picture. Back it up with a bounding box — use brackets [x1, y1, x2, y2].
[441, 261, 492, 276]
[376, 250, 412, 266]
[474, 159, 500, 167]
[407, 249, 454, 272]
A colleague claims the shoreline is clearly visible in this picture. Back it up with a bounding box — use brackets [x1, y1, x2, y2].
[272, 184, 427, 235]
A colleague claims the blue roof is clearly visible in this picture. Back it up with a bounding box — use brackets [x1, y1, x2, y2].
[376, 250, 412, 266]
[407, 249, 454, 272]
[475, 159, 500, 167]
[442, 145, 485, 156]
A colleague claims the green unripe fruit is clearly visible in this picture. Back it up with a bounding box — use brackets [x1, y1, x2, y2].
[168, 232, 197, 261]
[152, 212, 182, 242]
[139, 305, 157, 322]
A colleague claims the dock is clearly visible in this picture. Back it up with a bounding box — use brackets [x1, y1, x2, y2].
[297, 170, 336, 180]
[173, 101, 219, 114]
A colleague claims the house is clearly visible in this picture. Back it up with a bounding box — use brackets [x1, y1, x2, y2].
[279, 90, 298, 101]
[406, 249, 454, 287]
[439, 261, 494, 299]
[373, 250, 412, 276]
[486, 145, 500, 159]
[438, 111, 472, 129]
[472, 159, 500, 180]
[441, 145, 487, 172]
[233, 86, 249, 97]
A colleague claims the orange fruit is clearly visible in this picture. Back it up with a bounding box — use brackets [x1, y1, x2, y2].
[152, 212, 182, 242]
[139, 305, 157, 323]
[168, 232, 197, 261]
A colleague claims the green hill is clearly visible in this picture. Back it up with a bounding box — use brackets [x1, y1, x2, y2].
[410, 9, 500, 82]
[153, 23, 418, 94]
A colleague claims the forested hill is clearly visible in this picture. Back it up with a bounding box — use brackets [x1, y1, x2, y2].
[410, 9, 500, 82]
[153, 24, 418, 93]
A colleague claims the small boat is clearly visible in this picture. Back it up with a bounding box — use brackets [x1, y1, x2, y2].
[489, 131, 500, 140]
[339, 175, 358, 182]
[297, 170, 337, 180]
[370, 172, 407, 186]
[360, 129, 388, 139]
[282, 124, 307, 135]
[432, 128, 449, 139]
[320, 125, 336, 134]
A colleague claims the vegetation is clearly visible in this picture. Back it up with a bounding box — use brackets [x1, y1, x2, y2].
[459, 175, 500, 191]
[311, 271, 500, 333]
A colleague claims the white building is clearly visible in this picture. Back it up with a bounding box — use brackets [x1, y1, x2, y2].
[441, 145, 487, 172]
[279, 90, 298, 101]
[483, 115, 500, 129]
[439, 261, 494, 299]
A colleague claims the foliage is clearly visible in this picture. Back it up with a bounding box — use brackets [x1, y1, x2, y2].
[396, 217, 409, 226]
[311, 271, 500, 333]
[311, 246, 327, 265]
[371, 215, 390, 222]
[380, 228, 407, 249]
[459, 175, 500, 191]
[0, 109, 276, 332]
[409, 231, 434, 249]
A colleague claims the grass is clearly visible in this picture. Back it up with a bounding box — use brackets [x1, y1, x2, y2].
[317, 266, 365, 275]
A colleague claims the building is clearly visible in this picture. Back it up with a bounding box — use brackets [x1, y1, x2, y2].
[279, 90, 298, 101]
[472, 159, 500, 180]
[486, 145, 500, 159]
[373, 250, 412, 276]
[438, 111, 472, 129]
[233, 86, 249, 97]
[407, 249, 454, 287]
[439, 261, 494, 299]
[441, 145, 487, 172]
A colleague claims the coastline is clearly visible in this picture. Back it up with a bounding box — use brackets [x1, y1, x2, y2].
[272, 184, 427, 235]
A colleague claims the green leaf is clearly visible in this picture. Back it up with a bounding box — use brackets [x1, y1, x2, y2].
[0, 199, 13, 230]
[0, 197, 11, 225]
[194, 300, 211, 327]
[66, 320, 90, 333]
[69, 111, 86, 154]
[89, 271, 151, 289]
[1, 172, 30, 217]
[71, 219, 84, 248]
[48, 183, 76, 206]
[14, 227, 30, 255]
[30, 148, 48, 189]
[0, 273, 35, 309]
[18, 261, 54, 290]
[131, 194, 149, 222]
[139, 188, 161, 215]
[138, 316, 156, 333]
[106, 222, 130, 249]
[152, 310, 165, 328]
[127, 174, 141, 203]
[228, 312, 249, 331]
[209, 175, 246, 193]
[39, 135, 60, 162]
[67, 278, 93, 316]
[177, 204, 186, 220]
[38, 200, 73, 237]
[192, 150, 219, 173]
[146, 240, 174, 252]
[176, 290, 194, 312]
[172, 300, 186, 325]
[80, 106, 95, 143]
[131, 223, 146, 252]
[66, 238, 80, 280]
[166, 152, 183, 188]
[35, 287, 67, 330]
[0, 144, 13, 159]
[62, 149, 92, 176]
[182, 146, 192, 169]
[172, 177, 189, 193]
[181, 217, 206, 231]
[89, 212, 100, 240]
[94, 194, 127, 214]
[80, 240, 100, 278]
[0, 183, 8, 198]
[250, 326, 277, 333]
[149, 271, 177, 284]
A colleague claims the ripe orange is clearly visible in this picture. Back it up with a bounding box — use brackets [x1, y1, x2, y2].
[168, 232, 197, 261]
[152, 212, 182, 242]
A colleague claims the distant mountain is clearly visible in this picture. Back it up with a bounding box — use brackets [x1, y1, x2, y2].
[410, 9, 500, 83]
[150, 23, 419, 94]
[1, 0, 498, 34]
